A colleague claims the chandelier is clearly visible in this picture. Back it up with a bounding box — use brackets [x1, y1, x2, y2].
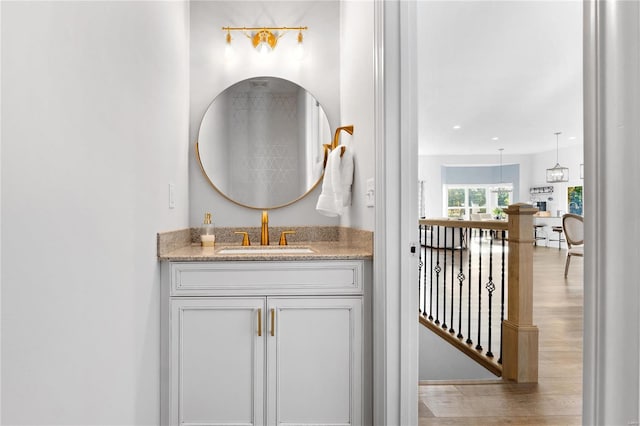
[546, 132, 569, 183]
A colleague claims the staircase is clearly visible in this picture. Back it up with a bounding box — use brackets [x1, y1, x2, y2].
[418, 203, 539, 383]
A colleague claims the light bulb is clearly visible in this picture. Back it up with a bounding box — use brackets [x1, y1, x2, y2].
[258, 41, 271, 56]
[224, 44, 234, 61]
[224, 32, 234, 61]
[255, 31, 273, 55]
[294, 31, 305, 60]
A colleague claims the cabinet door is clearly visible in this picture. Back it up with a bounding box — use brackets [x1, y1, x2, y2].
[171, 298, 265, 426]
[266, 297, 363, 426]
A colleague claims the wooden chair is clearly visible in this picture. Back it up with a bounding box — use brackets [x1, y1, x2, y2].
[562, 213, 584, 278]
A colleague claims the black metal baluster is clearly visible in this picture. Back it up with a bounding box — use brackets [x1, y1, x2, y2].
[476, 232, 483, 352]
[423, 226, 428, 319]
[485, 235, 495, 358]
[429, 226, 434, 321]
[434, 228, 441, 325]
[466, 228, 473, 345]
[499, 230, 506, 364]
[442, 227, 448, 330]
[449, 227, 455, 334]
[457, 227, 465, 339]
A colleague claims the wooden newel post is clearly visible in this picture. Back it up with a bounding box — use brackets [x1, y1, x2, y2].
[502, 203, 539, 383]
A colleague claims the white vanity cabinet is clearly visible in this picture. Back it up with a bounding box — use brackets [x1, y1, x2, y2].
[161, 260, 371, 426]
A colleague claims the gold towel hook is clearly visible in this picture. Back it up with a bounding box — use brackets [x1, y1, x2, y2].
[333, 125, 354, 157]
[322, 125, 354, 168]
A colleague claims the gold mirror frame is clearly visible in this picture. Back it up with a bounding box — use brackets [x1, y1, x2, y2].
[196, 77, 331, 210]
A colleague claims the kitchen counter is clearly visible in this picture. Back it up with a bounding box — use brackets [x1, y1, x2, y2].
[157, 226, 373, 261]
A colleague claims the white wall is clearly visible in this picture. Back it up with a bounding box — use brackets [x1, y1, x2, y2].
[1, 2, 189, 424]
[419, 326, 496, 381]
[339, 1, 375, 231]
[419, 144, 583, 218]
[189, 1, 343, 228]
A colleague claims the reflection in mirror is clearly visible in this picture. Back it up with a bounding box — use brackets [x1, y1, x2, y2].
[197, 77, 331, 209]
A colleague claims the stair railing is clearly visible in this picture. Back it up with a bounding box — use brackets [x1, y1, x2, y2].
[418, 203, 539, 382]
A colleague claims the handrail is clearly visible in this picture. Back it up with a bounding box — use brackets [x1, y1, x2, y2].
[420, 218, 508, 231]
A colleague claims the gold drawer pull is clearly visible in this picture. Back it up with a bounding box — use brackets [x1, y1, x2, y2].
[257, 308, 262, 337]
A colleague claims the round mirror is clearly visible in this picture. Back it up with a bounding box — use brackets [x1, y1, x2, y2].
[196, 77, 331, 209]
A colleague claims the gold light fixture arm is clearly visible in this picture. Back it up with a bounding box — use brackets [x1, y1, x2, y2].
[222, 26, 308, 32]
[250, 30, 279, 50]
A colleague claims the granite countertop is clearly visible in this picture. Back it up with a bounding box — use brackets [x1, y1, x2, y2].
[157, 226, 373, 262]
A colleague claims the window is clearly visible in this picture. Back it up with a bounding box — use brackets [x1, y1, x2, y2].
[444, 184, 512, 219]
[496, 190, 510, 209]
[469, 188, 487, 213]
[447, 188, 466, 218]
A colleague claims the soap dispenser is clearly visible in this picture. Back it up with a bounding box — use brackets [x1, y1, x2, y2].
[200, 212, 215, 247]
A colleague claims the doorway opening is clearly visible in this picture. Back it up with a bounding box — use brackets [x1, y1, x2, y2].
[414, 1, 584, 423]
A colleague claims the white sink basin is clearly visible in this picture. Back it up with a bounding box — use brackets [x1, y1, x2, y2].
[217, 246, 315, 255]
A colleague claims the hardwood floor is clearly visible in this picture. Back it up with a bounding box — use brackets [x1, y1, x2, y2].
[419, 245, 583, 425]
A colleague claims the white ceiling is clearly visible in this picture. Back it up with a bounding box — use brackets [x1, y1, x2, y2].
[417, 1, 583, 156]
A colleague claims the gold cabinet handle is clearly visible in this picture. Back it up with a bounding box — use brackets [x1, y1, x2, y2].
[270, 308, 275, 337]
[257, 308, 262, 337]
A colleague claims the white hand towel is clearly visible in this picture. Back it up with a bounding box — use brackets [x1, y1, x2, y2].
[331, 145, 354, 215]
[315, 147, 341, 216]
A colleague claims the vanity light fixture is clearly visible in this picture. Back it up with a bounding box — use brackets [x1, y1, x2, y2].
[546, 131, 569, 183]
[222, 26, 308, 55]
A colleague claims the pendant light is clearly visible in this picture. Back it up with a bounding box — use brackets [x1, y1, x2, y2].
[491, 148, 512, 193]
[546, 132, 569, 182]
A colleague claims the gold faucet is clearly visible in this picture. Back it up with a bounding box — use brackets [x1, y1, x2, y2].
[234, 231, 250, 246]
[261, 210, 269, 245]
[279, 230, 296, 246]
